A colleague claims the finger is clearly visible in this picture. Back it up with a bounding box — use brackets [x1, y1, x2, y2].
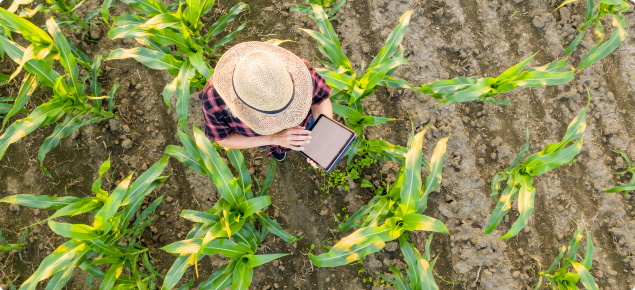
[289, 146, 304, 151]
[288, 129, 311, 136]
[288, 135, 311, 141]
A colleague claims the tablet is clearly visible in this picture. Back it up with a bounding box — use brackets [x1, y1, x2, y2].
[299, 115, 356, 173]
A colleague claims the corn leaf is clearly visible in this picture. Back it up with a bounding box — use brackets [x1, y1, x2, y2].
[192, 126, 243, 205]
[512, 70, 574, 88]
[571, 261, 599, 290]
[254, 211, 298, 243]
[162, 254, 197, 290]
[418, 76, 478, 99]
[165, 145, 204, 175]
[301, 28, 350, 70]
[122, 0, 168, 16]
[176, 60, 196, 124]
[106, 47, 183, 75]
[484, 183, 520, 235]
[245, 253, 288, 268]
[100, 261, 125, 290]
[0, 194, 78, 209]
[578, 14, 628, 70]
[580, 229, 594, 269]
[198, 262, 234, 290]
[231, 260, 252, 290]
[204, 2, 248, 41]
[401, 213, 449, 233]
[94, 173, 133, 232]
[45, 249, 92, 290]
[501, 174, 535, 239]
[0, 101, 65, 161]
[309, 225, 395, 267]
[46, 18, 79, 92]
[2, 72, 38, 130]
[496, 51, 538, 82]
[438, 78, 495, 105]
[48, 221, 101, 240]
[603, 183, 635, 193]
[186, 48, 212, 80]
[209, 22, 247, 52]
[0, 8, 52, 45]
[399, 128, 426, 215]
[238, 196, 271, 218]
[419, 137, 448, 211]
[368, 10, 413, 69]
[121, 155, 169, 209]
[23, 59, 60, 88]
[227, 148, 253, 198]
[311, 4, 340, 47]
[527, 59, 569, 72]
[180, 210, 220, 224]
[20, 240, 88, 290]
[332, 103, 363, 123]
[524, 138, 583, 176]
[315, 68, 354, 90]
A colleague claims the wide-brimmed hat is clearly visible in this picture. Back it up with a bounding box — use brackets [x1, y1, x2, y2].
[213, 42, 313, 135]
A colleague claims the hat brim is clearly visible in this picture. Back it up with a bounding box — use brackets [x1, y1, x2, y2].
[214, 42, 313, 136]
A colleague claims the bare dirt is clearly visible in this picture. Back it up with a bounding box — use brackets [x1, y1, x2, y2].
[1, 0, 635, 289]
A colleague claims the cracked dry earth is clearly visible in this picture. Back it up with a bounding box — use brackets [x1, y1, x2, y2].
[1, 0, 635, 289]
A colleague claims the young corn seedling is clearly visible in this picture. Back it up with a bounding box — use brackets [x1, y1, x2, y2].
[602, 150, 635, 197]
[556, 0, 629, 71]
[419, 55, 574, 106]
[379, 234, 438, 290]
[534, 224, 597, 290]
[0, 155, 170, 290]
[106, 0, 248, 127]
[310, 126, 449, 267]
[486, 99, 589, 239]
[0, 228, 27, 256]
[0, 11, 119, 174]
[301, 5, 417, 164]
[291, 0, 346, 20]
[7, 0, 104, 38]
[162, 127, 297, 290]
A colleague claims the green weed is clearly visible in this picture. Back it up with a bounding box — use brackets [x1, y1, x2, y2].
[603, 150, 635, 197]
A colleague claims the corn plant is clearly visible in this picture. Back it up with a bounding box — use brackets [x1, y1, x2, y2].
[486, 99, 589, 239]
[7, 0, 106, 39]
[0, 11, 119, 175]
[301, 5, 417, 164]
[419, 56, 574, 106]
[379, 234, 438, 290]
[0, 228, 27, 256]
[106, 0, 248, 127]
[0, 155, 170, 290]
[556, 0, 629, 71]
[162, 127, 297, 290]
[602, 150, 635, 197]
[310, 126, 449, 267]
[534, 224, 597, 290]
[291, 0, 346, 20]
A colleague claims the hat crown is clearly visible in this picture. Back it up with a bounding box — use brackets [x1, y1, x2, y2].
[233, 50, 294, 112]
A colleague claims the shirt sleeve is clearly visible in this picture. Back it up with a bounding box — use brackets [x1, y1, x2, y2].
[199, 85, 234, 141]
[309, 67, 331, 105]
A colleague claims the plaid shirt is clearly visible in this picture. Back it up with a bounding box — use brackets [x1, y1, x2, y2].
[199, 58, 331, 156]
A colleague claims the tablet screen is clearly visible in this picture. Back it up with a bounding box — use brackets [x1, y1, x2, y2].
[302, 116, 355, 170]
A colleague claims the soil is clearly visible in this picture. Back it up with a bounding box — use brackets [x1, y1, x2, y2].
[1, 0, 635, 289]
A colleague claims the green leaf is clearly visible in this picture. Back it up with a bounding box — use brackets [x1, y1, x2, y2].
[565, 31, 585, 55]
[0, 194, 78, 209]
[46, 18, 79, 92]
[19, 240, 88, 290]
[438, 78, 496, 105]
[92, 238, 121, 256]
[94, 173, 133, 232]
[162, 254, 197, 290]
[419, 137, 448, 211]
[359, 115, 396, 126]
[603, 183, 635, 193]
[571, 262, 599, 290]
[254, 212, 298, 243]
[368, 10, 413, 69]
[133, 192, 165, 229]
[100, 261, 125, 290]
[231, 260, 253, 290]
[44, 247, 92, 290]
[198, 262, 234, 290]
[512, 70, 574, 88]
[300, 28, 350, 70]
[102, 0, 116, 25]
[580, 229, 594, 269]
[524, 138, 583, 176]
[180, 210, 220, 224]
[238, 196, 271, 218]
[227, 148, 253, 198]
[176, 60, 196, 124]
[23, 59, 61, 88]
[0, 8, 52, 45]
[108, 81, 119, 112]
[166, 145, 204, 175]
[311, 4, 340, 47]
[192, 126, 243, 205]
[501, 174, 535, 239]
[2, 72, 38, 130]
[205, 2, 248, 41]
[556, 0, 580, 10]
[122, 0, 168, 16]
[527, 59, 569, 73]
[309, 225, 397, 267]
[484, 183, 520, 235]
[90, 54, 103, 99]
[496, 51, 539, 82]
[0, 34, 26, 64]
[401, 213, 449, 233]
[186, 48, 212, 80]
[547, 246, 567, 273]
[418, 76, 478, 99]
[245, 253, 289, 268]
[121, 155, 170, 222]
[105, 47, 184, 75]
[315, 68, 354, 91]
[579, 14, 627, 70]
[209, 22, 247, 52]
[332, 103, 363, 123]
[48, 221, 101, 240]
[0, 101, 66, 161]
[399, 128, 426, 214]
[544, 103, 588, 154]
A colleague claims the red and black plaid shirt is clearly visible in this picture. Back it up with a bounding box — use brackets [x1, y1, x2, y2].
[199, 58, 331, 156]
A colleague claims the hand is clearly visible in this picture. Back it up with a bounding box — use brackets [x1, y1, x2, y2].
[270, 126, 312, 150]
[307, 158, 319, 169]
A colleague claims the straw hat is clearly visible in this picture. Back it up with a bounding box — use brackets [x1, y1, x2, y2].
[213, 42, 313, 135]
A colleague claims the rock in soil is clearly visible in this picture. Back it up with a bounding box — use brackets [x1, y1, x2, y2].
[9, 204, 20, 213]
[121, 139, 133, 149]
[89, 24, 101, 40]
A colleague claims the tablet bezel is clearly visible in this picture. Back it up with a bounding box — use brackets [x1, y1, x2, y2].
[299, 114, 356, 173]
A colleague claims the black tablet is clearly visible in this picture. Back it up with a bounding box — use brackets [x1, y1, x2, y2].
[299, 115, 356, 173]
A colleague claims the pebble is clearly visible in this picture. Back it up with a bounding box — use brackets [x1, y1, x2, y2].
[70, 130, 80, 139]
[89, 24, 101, 40]
[34, 208, 40, 216]
[166, 196, 173, 202]
[9, 204, 20, 213]
[122, 139, 133, 149]
[274, 283, 279, 288]
[533, 16, 545, 28]
[122, 125, 131, 134]
[109, 119, 119, 131]
[384, 241, 398, 252]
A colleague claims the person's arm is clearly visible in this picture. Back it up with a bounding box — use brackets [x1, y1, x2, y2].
[216, 126, 312, 150]
[310, 98, 333, 119]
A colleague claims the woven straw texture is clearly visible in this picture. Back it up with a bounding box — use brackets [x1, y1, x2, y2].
[213, 42, 313, 135]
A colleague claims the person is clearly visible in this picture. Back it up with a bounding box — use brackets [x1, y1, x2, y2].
[198, 41, 333, 167]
